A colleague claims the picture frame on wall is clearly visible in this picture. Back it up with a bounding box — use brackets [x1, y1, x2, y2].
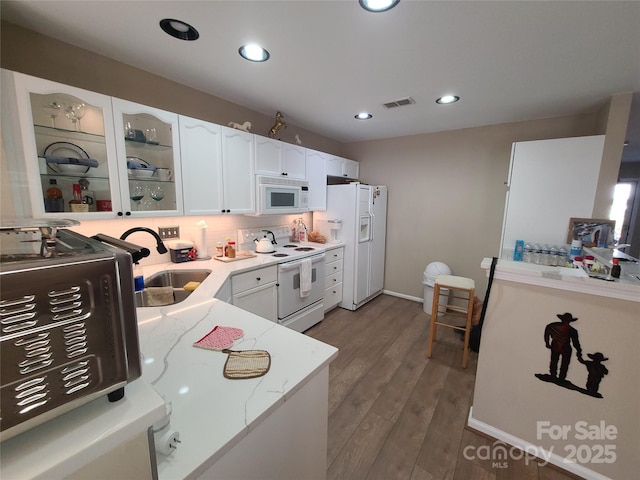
[567, 218, 615, 247]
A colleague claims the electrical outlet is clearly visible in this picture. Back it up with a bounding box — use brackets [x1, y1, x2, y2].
[159, 226, 180, 239]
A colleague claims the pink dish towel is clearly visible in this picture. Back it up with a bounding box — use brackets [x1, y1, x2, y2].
[193, 326, 244, 351]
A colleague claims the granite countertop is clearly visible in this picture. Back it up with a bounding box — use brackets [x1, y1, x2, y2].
[135, 242, 341, 479]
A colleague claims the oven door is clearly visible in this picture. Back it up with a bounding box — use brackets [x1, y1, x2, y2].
[277, 254, 325, 319]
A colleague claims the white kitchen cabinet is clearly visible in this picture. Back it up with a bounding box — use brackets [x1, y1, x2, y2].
[6, 70, 123, 219]
[305, 148, 328, 211]
[326, 155, 359, 179]
[178, 115, 223, 215]
[500, 135, 606, 255]
[323, 246, 344, 312]
[255, 136, 306, 179]
[222, 126, 256, 214]
[112, 98, 183, 217]
[231, 265, 278, 321]
[179, 118, 255, 215]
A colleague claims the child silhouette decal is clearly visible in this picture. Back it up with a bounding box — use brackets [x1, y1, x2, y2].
[578, 352, 609, 398]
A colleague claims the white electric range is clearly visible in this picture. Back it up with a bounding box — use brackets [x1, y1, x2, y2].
[237, 226, 326, 332]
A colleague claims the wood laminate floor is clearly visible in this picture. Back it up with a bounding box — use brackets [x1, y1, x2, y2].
[305, 294, 579, 480]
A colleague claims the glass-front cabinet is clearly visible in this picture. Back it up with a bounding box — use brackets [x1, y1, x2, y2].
[112, 98, 182, 217]
[11, 71, 122, 218]
[8, 71, 182, 219]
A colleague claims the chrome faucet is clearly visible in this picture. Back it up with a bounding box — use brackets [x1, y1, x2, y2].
[120, 227, 168, 255]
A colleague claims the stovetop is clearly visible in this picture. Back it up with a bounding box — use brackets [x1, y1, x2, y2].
[237, 226, 321, 261]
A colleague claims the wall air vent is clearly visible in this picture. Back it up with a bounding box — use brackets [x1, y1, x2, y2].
[383, 97, 416, 109]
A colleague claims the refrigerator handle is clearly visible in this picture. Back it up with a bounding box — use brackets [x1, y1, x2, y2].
[369, 213, 374, 242]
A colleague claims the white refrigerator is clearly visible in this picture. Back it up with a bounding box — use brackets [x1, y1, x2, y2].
[315, 184, 388, 310]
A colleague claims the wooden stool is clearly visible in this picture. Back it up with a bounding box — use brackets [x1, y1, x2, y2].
[426, 274, 475, 368]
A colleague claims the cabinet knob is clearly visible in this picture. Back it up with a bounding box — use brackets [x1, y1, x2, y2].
[125, 211, 131, 216]
[256, 277, 261, 281]
[117, 211, 123, 217]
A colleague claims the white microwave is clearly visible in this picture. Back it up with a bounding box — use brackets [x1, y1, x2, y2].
[256, 176, 309, 215]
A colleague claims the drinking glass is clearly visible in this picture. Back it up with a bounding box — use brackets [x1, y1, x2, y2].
[149, 185, 165, 209]
[42, 102, 61, 127]
[129, 183, 144, 210]
[65, 103, 86, 131]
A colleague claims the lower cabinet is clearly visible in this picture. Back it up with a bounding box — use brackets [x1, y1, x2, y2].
[323, 246, 344, 312]
[231, 265, 278, 322]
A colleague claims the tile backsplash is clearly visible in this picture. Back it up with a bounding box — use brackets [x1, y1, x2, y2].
[70, 213, 312, 267]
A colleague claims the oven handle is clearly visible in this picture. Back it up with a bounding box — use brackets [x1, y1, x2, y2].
[278, 253, 325, 271]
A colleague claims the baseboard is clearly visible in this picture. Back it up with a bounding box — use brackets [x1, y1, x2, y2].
[382, 289, 423, 303]
[467, 407, 611, 480]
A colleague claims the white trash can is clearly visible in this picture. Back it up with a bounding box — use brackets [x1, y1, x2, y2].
[422, 262, 452, 316]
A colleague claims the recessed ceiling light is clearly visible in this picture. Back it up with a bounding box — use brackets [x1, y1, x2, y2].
[359, 0, 400, 13]
[239, 44, 270, 62]
[355, 112, 373, 120]
[436, 95, 460, 105]
[159, 19, 199, 41]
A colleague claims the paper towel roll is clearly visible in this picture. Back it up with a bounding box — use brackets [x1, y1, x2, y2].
[195, 221, 208, 259]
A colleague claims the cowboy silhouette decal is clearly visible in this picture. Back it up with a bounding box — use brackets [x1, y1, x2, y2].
[535, 312, 609, 398]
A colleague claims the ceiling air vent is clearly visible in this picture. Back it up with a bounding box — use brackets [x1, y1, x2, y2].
[383, 97, 416, 109]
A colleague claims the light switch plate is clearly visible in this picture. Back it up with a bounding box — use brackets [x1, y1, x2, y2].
[159, 226, 180, 239]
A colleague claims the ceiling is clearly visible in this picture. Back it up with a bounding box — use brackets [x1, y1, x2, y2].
[2, 1, 639, 147]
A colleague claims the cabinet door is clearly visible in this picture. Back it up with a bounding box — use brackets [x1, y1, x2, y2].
[222, 126, 255, 214]
[7, 70, 122, 218]
[306, 149, 328, 211]
[179, 115, 224, 215]
[282, 144, 306, 179]
[326, 156, 343, 177]
[254, 136, 282, 176]
[112, 98, 183, 217]
[343, 158, 359, 179]
[232, 283, 278, 322]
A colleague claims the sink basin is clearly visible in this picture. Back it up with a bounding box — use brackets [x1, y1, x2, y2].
[135, 269, 211, 307]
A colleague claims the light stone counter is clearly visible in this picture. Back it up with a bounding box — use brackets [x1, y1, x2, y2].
[135, 243, 340, 479]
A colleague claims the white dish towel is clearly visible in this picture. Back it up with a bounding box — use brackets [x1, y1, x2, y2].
[299, 259, 312, 298]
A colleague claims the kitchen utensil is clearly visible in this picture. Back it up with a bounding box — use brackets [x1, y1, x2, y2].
[254, 235, 275, 253]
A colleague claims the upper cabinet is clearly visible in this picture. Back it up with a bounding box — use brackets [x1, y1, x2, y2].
[112, 98, 183, 217]
[327, 156, 359, 179]
[9, 71, 122, 219]
[255, 136, 306, 179]
[306, 149, 328, 211]
[179, 117, 255, 215]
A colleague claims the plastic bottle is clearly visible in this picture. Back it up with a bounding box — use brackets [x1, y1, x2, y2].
[549, 246, 558, 266]
[557, 246, 568, 267]
[540, 244, 550, 266]
[611, 258, 621, 278]
[532, 244, 541, 265]
[523, 243, 532, 263]
[569, 240, 582, 261]
[291, 221, 298, 243]
[298, 218, 307, 243]
[133, 262, 144, 292]
[216, 241, 224, 257]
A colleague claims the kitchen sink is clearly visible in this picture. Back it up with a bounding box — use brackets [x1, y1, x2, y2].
[135, 269, 211, 307]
